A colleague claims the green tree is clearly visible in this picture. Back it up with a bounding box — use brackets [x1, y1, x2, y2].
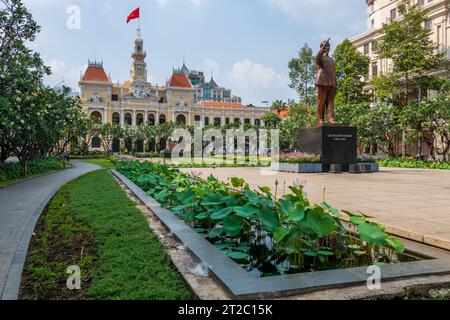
[262, 112, 281, 129]
[400, 82, 450, 160]
[353, 103, 401, 157]
[333, 39, 370, 104]
[288, 43, 316, 104]
[154, 122, 177, 152]
[0, 0, 50, 166]
[71, 115, 96, 158]
[371, 0, 446, 158]
[0, 1, 88, 172]
[99, 123, 123, 154]
[280, 102, 316, 150]
[271, 100, 288, 117]
[138, 123, 157, 152]
[0, 96, 11, 165]
[334, 102, 368, 127]
[373, 0, 445, 106]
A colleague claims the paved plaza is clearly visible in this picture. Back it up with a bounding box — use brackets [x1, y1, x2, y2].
[183, 167, 450, 250]
[0, 161, 99, 300]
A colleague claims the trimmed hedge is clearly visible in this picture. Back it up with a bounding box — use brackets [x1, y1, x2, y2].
[378, 158, 450, 170]
[0, 157, 65, 185]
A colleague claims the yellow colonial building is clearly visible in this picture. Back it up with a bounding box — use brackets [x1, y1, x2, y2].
[79, 31, 269, 136]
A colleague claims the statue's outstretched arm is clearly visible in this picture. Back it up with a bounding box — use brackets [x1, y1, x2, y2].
[316, 49, 324, 67]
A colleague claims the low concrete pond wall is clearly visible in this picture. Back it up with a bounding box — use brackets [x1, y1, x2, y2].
[111, 169, 450, 300]
[271, 162, 380, 174]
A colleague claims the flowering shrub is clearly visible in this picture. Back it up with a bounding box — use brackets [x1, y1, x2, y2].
[0, 157, 65, 184]
[379, 158, 450, 170]
[357, 154, 376, 163]
[279, 152, 321, 164]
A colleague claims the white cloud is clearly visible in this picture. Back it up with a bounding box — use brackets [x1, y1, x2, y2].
[155, 0, 207, 7]
[190, 0, 207, 7]
[264, 0, 365, 33]
[23, 0, 58, 6]
[264, 0, 333, 19]
[228, 59, 288, 89]
[44, 59, 85, 90]
[226, 60, 296, 105]
[155, 0, 170, 7]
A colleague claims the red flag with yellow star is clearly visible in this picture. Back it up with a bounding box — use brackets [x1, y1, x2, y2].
[126, 7, 140, 24]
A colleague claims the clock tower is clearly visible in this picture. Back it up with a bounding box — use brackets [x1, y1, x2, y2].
[130, 29, 150, 98]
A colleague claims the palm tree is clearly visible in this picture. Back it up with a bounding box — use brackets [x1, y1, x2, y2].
[271, 100, 288, 116]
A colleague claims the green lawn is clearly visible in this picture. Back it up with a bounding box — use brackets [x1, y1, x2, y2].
[83, 158, 116, 169]
[21, 170, 191, 300]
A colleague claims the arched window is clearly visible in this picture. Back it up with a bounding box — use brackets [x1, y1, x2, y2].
[136, 113, 144, 126]
[214, 117, 221, 127]
[112, 138, 120, 153]
[159, 114, 166, 125]
[112, 112, 120, 125]
[176, 114, 186, 126]
[148, 114, 156, 126]
[148, 139, 156, 152]
[91, 136, 101, 148]
[125, 113, 132, 126]
[136, 139, 144, 153]
[125, 138, 133, 152]
[255, 119, 261, 127]
[91, 111, 102, 123]
[204, 117, 210, 126]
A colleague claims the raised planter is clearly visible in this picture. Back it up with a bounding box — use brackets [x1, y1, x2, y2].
[112, 169, 450, 300]
[359, 163, 380, 173]
[271, 162, 380, 174]
[271, 162, 323, 173]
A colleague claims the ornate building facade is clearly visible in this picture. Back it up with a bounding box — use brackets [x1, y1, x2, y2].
[351, 0, 449, 158]
[174, 63, 242, 103]
[351, 0, 449, 86]
[79, 31, 268, 137]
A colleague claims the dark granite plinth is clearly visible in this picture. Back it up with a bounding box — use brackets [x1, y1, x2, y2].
[299, 126, 357, 170]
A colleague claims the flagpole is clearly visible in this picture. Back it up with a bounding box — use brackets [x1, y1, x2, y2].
[138, 6, 141, 31]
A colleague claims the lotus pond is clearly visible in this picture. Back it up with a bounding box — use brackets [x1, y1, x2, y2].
[117, 161, 418, 277]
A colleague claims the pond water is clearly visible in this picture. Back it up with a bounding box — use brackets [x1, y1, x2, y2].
[209, 231, 427, 278]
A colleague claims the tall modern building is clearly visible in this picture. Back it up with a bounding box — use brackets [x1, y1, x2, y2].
[174, 63, 242, 103]
[351, 0, 449, 86]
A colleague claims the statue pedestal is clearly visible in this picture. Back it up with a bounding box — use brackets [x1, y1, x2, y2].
[299, 126, 357, 172]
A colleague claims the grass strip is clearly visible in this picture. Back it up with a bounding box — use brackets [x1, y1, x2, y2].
[20, 170, 191, 300]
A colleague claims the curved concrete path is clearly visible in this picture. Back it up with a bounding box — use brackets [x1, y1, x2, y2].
[0, 161, 99, 300]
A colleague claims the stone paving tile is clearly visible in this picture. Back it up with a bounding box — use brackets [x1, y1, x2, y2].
[376, 219, 450, 235]
[424, 217, 450, 226]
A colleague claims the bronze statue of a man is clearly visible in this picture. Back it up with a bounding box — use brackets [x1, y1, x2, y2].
[315, 39, 336, 126]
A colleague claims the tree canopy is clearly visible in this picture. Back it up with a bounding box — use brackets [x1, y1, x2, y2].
[288, 43, 316, 105]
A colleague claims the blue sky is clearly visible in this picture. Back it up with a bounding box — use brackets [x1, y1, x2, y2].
[23, 0, 369, 105]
